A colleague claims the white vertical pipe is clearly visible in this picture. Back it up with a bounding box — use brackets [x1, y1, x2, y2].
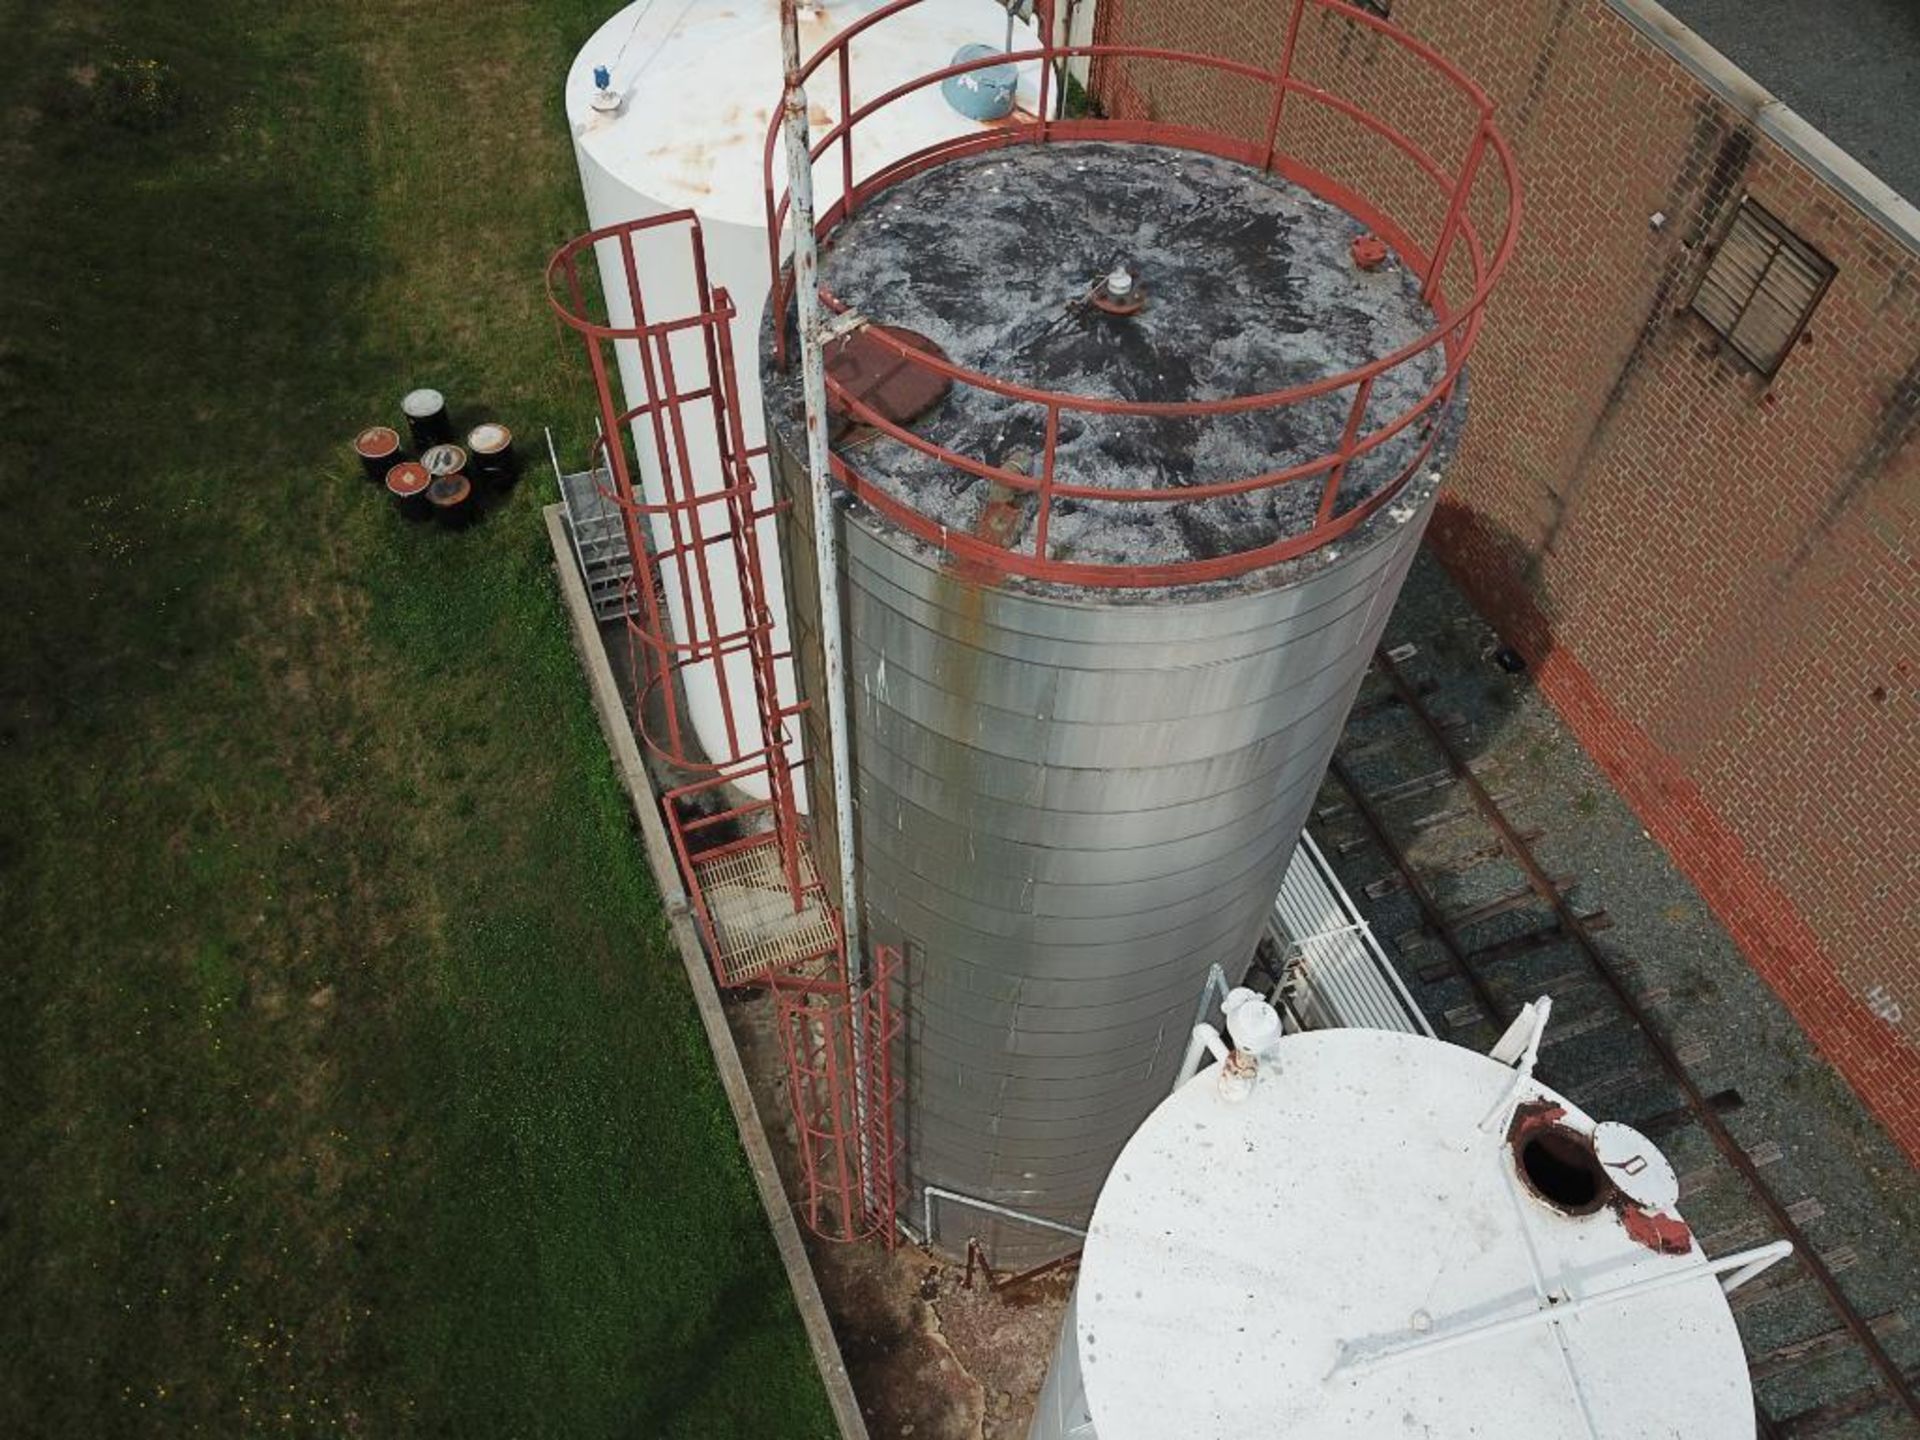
[778, 5, 861, 978]
[1478, 994, 1552, 1134]
[779, 0, 874, 1215]
[1177, 1024, 1230, 1086]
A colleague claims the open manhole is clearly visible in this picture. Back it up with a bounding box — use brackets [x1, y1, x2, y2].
[1514, 1118, 1614, 1216]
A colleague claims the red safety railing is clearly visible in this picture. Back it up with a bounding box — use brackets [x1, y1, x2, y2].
[656, 762, 841, 989]
[546, 213, 809, 917]
[773, 942, 905, 1245]
[763, 0, 1521, 587]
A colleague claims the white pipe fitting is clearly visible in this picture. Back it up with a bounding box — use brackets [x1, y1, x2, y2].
[1178, 1022, 1231, 1086]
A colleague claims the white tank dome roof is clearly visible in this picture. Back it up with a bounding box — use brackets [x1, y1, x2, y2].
[565, 0, 1040, 229]
[1071, 1028, 1755, 1439]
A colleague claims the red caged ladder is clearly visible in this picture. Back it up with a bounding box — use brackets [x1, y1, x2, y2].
[547, 211, 899, 1246]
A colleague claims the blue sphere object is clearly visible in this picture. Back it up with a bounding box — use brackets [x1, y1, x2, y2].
[940, 44, 1018, 122]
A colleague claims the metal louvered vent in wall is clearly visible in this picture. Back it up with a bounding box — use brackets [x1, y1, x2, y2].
[1692, 199, 1835, 376]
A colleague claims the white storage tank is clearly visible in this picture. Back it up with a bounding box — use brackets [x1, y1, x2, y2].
[563, 0, 1039, 792]
[1029, 1018, 1769, 1439]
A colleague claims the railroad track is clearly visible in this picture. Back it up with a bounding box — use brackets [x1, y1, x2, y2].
[1314, 644, 1920, 1440]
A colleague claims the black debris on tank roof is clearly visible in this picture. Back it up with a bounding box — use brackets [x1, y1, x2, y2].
[766, 141, 1463, 591]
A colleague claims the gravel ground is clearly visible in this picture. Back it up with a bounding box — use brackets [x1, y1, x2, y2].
[1312, 547, 1920, 1438]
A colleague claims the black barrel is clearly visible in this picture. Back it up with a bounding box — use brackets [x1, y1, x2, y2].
[428, 472, 475, 529]
[466, 422, 518, 492]
[401, 388, 453, 451]
[386, 460, 433, 522]
[354, 425, 404, 484]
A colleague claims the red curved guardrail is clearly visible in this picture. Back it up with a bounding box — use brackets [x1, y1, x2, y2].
[763, 0, 1521, 587]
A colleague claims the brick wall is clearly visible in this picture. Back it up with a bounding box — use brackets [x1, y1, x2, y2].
[1087, 0, 1920, 1157]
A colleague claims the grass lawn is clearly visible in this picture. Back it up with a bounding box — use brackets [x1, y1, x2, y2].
[0, 0, 836, 1434]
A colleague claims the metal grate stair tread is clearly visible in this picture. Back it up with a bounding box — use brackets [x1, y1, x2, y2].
[693, 838, 840, 987]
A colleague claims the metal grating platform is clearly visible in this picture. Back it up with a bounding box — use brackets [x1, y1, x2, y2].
[692, 837, 840, 987]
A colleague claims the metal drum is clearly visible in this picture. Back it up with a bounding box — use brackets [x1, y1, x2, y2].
[402, 388, 452, 451]
[420, 442, 466, 480]
[466, 422, 517, 491]
[386, 460, 433, 522]
[354, 425, 403, 485]
[428, 472, 475, 529]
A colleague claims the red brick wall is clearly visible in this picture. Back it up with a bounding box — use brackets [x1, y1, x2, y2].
[1088, 0, 1920, 1157]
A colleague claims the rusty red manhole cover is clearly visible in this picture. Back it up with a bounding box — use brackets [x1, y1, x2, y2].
[825, 325, 952, 429]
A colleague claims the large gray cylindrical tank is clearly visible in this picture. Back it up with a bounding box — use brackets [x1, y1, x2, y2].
[775, 442, 1439, 1262]
[766, 140, 1462, 1265]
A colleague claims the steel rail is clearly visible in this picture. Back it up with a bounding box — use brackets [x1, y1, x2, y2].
[767, 45, 1517, 409]
[1326, 753, 1511, 1030]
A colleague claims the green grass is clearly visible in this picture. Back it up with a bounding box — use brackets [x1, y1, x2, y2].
[0, 0, 835, 1434]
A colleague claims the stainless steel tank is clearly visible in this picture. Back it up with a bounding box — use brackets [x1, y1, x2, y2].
[760, 63, 1513, 1256]
[773, 434, 1441, 1263]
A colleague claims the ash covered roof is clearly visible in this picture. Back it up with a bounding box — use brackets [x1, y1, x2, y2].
[774, 142, 1456, 579]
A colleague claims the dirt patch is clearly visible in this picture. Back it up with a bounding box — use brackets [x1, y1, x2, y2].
[725, 979, 1067, 1440]
[924, 1267, 1071, 1439]
[816, 1242, 983, 1439]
